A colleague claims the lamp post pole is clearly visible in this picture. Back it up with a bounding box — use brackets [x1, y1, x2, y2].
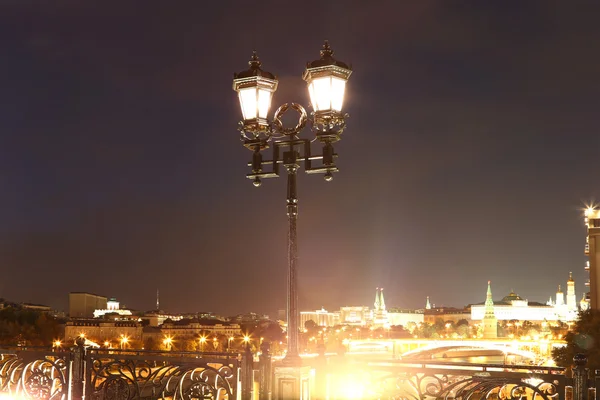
[286, 154, 300, 362]
[233, 41, 352, 367]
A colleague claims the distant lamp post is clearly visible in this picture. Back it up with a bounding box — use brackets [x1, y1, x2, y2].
[233, 41, 352, 367]
[163, 336, 173, 351]
[53, 340, 61, 352]
[104, 340, 111, 349]
[120, 335, 128, 350]
[199, 336, 207, 352]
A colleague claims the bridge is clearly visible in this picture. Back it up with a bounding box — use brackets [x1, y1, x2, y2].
[344, 338, 564, 362]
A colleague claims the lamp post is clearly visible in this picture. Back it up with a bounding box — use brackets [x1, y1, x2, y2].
[120, 335, 128, 350]
[233, 41, 351, 367]
[163, 336, 173, 351]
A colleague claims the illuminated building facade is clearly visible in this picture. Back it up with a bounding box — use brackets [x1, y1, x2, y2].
[584, 207, 600, 309]
[158, 320, 241, 339]
[472, 274, 579, 322]
[339, 306, 370, 325]
[93, 298, 133, 318]
[142, 311, 185, 327]
[387, 309, 424, 326]
[65, 320, 143, 345]
[300, 308, 339, 327]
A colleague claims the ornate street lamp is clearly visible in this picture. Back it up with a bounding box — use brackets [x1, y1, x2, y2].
[233, 41, 351, 366]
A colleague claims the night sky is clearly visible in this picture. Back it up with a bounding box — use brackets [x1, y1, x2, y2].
[1, 2, 599, 317]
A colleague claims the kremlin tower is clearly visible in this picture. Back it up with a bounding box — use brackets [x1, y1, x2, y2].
[483, 281, 498, 339]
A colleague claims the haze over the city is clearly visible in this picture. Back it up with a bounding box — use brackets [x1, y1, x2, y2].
[0, 2, 599, 315]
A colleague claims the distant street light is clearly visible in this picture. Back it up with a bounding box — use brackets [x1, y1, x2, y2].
[120, 335, 128, 350]
[233, 41, 351, 366]
[199, 336, 207, 352]
[163, 336, 173, 351]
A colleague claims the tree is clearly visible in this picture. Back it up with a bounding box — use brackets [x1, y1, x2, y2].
[552, 310, 600, 372]
[304, 320, 318, 332]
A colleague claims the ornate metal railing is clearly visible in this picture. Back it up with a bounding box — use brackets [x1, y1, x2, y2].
[0, 345, 595, 400]
[0, 347, 70, 399]
[312, 358, 568, 400]
[85, 349, 240, 400]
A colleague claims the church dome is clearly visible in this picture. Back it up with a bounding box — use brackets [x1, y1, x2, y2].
[501, 291, 523, 302]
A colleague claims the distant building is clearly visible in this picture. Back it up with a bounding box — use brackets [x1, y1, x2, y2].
[423, 307, 471, 324]
[65, 319, 143, 345]
[142, 311, 185, 327]
[387, 308, 424, 327]
[584, 207, 600, 309]
[93, 298, 133, 319]
[21, 303, 52, 313]
[372, 288, 388, 327]
[339, 306, 370, 325]
[158, 319, 241, 341]
[472, 274, 579, 322]
[300, 308, 339, 327]
[69, 292, 107, 318]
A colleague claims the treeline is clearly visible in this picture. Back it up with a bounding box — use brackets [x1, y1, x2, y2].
[0, 307, 65, 346]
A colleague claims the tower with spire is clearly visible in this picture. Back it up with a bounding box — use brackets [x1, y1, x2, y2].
[425, 296, 431, 310]
[555, 285, 564, 306]
[483, 281, 497, 339]
[566, 272, 577, 311]
[372, 287, 388, 327]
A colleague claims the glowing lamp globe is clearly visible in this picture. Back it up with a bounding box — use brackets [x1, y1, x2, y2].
[303, 41, 352, 114]
[233, 52, 278, 132]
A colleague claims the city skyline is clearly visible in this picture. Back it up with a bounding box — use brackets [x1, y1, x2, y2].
[0, 3, 599, 315]
[1, 271, 583, 318]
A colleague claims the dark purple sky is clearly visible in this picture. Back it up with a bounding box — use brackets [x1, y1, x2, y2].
[0, 2, 599, 317]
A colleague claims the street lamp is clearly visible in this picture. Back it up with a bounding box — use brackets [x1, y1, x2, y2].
[233, 41, 352, 366]
[199, 336, 207, 352]
[163, 336, 173, 351]
[120, 335, 128, 350]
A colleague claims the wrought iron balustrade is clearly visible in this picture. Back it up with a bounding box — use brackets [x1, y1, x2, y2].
[85, 348, 240, 399]
[0, 347, 70, 399]
[0, 344, 597, 400]
[308, 357, 568, 400]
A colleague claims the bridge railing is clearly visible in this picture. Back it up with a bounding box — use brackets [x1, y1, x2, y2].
[0, 339, 251, 400]
[0, 347, 71, 399]
[0, 342, 597, 400]
[306, 353, 571, 400]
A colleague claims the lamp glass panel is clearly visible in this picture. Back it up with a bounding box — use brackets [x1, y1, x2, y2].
[257, 88, 272, 119]
[238, 87, 258, 120]
[311, 76, 333, 112]
[330, 77, 346, 112]
[308, 82, 316, 111]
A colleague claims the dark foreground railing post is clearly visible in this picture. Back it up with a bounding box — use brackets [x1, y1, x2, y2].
[242, 344, 253, 400]
[573, 353, 589, 400]
[259, 342, 272, 400]
[70, 336, 86, 399]
[314, 343, 327, 400]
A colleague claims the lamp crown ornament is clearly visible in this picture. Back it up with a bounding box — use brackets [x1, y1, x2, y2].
[305, 40, 351, 71]
[234, 51, 276, 80]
